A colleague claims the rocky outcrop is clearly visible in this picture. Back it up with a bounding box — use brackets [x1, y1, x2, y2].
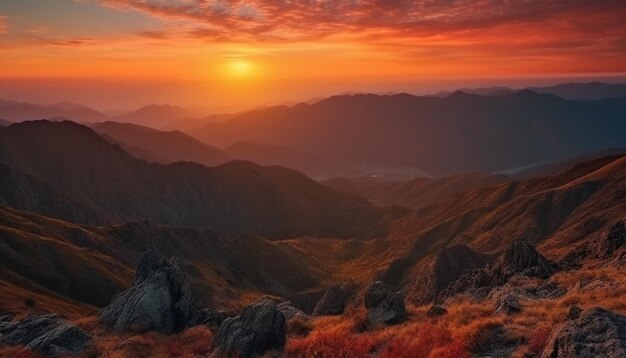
[494, 294, 521, 314]
[100, 250, 204, 334]
[0, 313, 92, 357]
[437, 241, 559, 303]
[312, 285, 347, 316]
[437, 268, 495, 303]
[566, 306, 582, 320]
[364, 281, 406, 325]
[494, 241, 558, 280]
[541, 308, 626, 358]
[214, 299, 287, 357]
[427, 305, 447, 318]
[432, 244, 492, 293]
[201, 308, 234, 328]
[595, 220, 626, 258]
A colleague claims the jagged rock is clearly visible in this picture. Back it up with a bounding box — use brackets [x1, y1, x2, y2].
[541, 308, 626, 358]
[312, 284, 347, 316]
[472, 325, 518, 358]
[494, 294, 521, 314]
[567, 305, 582, 320]
[595, 220, 626, 258]
[427, 305, 447, 318]
[437, 242, 560, 304]
[433, 244, 492, 294]
[534, 282, 567, 299]
[278, 301, 308, 321]
[214, 299, 287, 357]
[365, 281, 406, 324]
[0, 313, 92, 357]
[437, 268, 495, 303]
[494, 241, 558, 280]
[0, 315, 12, 323]
[100, 250, 204, 334]
[201, 308, 233, 328]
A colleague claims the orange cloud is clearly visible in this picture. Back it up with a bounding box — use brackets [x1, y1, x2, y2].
[97, 0, 626, 41]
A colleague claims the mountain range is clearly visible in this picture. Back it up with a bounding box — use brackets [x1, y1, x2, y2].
[190, 90, 626, 176]
[0, 120, 389, 238]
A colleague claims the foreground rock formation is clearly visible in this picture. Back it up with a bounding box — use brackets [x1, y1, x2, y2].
[365, 281, 406, 324]
[312, 284, 347, 316]
[0, 314, 92, 357]
[214, 299, 287, 357]
[100, 250, 205, 334]
[437, 241, 559, 303]
[541, 308, 626, 358]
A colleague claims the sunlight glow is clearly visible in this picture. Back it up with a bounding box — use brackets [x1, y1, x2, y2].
[227, 60, 254, 79]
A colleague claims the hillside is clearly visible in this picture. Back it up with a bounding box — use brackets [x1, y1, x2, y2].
[374, 155, 626, 303]
[93, 121, 232, 167]
[0, 120, 390, 239]
[191, 91, 626, 176]
[0, 206, 335, 315]
[324, 173, 511, 209]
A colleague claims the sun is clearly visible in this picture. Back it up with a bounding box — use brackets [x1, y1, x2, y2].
[227, 60, 254, 78]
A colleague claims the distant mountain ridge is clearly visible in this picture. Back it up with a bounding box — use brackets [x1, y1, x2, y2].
[191, 90, 626, 176]
[93, 121, 232, 167]
[0, 120, 389, 238]
[436, 82, 626, 100]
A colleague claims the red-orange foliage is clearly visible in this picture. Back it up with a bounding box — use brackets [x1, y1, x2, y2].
[0, 346, 46, 358]
[286, 330, 376, 358]
[527, 326, 551, 355]
[165, 325, 214, 357]
[379, 323, 470, 358]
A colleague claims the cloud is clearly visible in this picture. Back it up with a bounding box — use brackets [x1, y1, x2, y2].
[96, 0, 626, 42]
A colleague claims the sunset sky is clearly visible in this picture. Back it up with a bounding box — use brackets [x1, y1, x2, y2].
[1, 0, 625, 110]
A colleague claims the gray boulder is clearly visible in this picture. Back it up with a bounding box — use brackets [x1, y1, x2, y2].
[541, 308, 626, 358]
[312, 284, 347, 316]
[214, 299, 287, 357]
[494, 294, 521, 314]
[0, 313, 92, 357]
[278, 301, 308, 321]
[365, 281, 406, 324]
[495, 241, 558, 280]
[437, 268, 495, 303]
[100, 250, 204, 334]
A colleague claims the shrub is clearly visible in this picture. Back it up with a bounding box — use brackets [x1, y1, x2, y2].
[379, 322, 470, 358]
[526, 326, 551, 355]
[0, 346, 46, 358]
[24, 298, 36, 308]
[286, 330, 376, 358]
[166, 325, 214, 357]
[288, 316, 313, 337]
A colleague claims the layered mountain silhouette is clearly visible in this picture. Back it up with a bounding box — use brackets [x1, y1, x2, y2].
[191, 91, 626, 176]
[114, 104, 198, 128]
[0, 100, 109, 123]
[436, 82, 626, 100]
[0, 120, 388, 238]
[93, 121, 232, 167]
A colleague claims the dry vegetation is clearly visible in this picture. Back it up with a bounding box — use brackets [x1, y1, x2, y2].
[1, 258, 624, 358]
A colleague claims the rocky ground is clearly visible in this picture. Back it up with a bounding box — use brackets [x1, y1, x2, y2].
[1, 223, 625, 357]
